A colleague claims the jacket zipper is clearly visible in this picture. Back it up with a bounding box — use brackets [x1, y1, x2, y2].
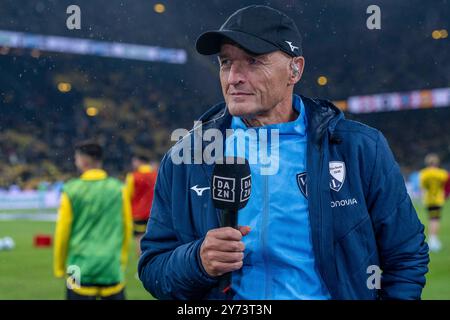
[317, 140, 332, 297]
[261, 173, 271, 299]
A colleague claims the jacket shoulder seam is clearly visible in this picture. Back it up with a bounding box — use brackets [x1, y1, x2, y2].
[334, 128, 379, 144]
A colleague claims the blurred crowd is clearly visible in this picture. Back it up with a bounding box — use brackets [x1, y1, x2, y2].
[348, 108, 450, 175]
[0, 54, 191, 189]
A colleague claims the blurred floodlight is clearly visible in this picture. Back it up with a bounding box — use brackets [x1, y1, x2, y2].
[432, 29, 448, 40]
[432, 30, 441, 39]
[57, 82, 72, 93]
[86, 107, 99, 117]
[317, 76, 328, 86]
[154, 3, 166, 13]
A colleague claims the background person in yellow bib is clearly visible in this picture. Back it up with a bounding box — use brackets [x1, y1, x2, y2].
[419, 153, 449, 252]
[53, 141, 133, 300]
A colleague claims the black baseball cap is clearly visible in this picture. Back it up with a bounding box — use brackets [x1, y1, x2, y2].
[196, 5, 303, 57]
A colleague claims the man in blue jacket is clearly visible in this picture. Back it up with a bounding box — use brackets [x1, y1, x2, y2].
[138, 5, 429, 300]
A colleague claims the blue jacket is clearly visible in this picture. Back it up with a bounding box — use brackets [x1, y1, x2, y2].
[138, 95, 429, 300]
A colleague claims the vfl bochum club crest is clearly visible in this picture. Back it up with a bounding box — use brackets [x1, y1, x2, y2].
[296, 172, 308, 198]
[329, 161, 346, 192]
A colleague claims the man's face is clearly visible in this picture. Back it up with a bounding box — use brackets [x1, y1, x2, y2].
[74, 151, 85, 172]
[74, 151, 95, 172]
[132, 157, 141, 171]
[219, 43, 292, 118]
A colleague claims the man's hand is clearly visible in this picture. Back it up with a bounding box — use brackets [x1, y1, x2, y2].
[200, 226, 250, 277]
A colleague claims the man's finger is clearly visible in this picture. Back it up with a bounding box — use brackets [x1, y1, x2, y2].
[208, 251, 244, 263]
[208, 261, 243, 276]
[211, 227, 243, 241]
[205, 239, 245, 252]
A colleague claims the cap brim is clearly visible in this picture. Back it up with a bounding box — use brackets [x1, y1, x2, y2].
[196, 30, 279, 56]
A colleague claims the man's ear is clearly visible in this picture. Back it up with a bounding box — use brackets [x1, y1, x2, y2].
[289, 56, 305, 85]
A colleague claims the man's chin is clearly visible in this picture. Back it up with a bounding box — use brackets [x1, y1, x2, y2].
[227, 102, 257, 117]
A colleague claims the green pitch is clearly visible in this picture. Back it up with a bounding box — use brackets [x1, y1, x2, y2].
[0, 201, 449, 299]
[418, 200, 450, 300]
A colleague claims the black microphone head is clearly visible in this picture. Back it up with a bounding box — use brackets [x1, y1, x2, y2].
[211, 157, 252, 211]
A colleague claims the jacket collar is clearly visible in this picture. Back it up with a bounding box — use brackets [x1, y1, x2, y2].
[80, 169, 108, 181]
[137, 165, 153, 173]
[301, 95, 344, 145]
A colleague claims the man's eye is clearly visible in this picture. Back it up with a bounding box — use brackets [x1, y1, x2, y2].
[220, 59, 230, 66]
[248, 58, 258, 65]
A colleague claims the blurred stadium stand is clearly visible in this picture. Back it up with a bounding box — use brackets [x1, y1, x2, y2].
[0, 0, 449, 188]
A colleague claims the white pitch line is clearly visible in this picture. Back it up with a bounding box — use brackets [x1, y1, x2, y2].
[0, 213, 57, 221]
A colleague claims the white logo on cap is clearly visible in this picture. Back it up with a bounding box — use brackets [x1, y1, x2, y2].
[285, 41, 299, 52]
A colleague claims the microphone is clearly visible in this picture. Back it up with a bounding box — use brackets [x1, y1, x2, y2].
[211, 157, 252, 295]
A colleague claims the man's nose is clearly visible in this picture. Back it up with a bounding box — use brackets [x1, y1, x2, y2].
[227, 63, 246, 86]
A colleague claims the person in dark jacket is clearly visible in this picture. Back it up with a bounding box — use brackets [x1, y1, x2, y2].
[138, 5, 429, 300]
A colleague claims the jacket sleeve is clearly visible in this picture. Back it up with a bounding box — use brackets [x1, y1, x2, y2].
[120, 186, 133, 273]
[137, 154, 218, 299]
[125, 173, 135, 201]
[53, 192, 73, 278]
[366, 132, 429, 300]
